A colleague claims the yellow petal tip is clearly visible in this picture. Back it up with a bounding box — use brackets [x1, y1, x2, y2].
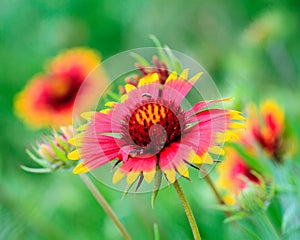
[189, 71, 203, 83]
[163, 168, 176, 183]
[73, 162, 89, 174]
[125, 84, 136, 93]
[112, 170, 125, 184]
[80, 112, 95, 121]
[67, 149, 81, 160]
[126, 171, 140, 185]
[143, 171, 156, 183]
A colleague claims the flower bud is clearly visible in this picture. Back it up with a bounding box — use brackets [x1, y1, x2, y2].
[23, 126, 77, 173]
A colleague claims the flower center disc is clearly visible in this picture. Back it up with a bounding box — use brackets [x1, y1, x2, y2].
[128, 103, 181, 152]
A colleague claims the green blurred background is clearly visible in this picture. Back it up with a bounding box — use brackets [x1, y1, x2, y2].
[1, 0, 300, 239]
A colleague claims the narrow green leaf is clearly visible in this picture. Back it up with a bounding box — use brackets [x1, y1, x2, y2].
[151, 169, 162, 208]
[25, 149, 52, 169]
[121, 184, 134, 200]
[149, 35, 170, 67]
[45, 136, 68, 161]
[56, 135, 69, 152]
[106, 91, 121, 102]
[20, 165, 52, 173]
[164, 46, 182, 73]
[130, 52, 150, 67]
[209, 204, 237, 213]
[241, 225, 261, 240]
[99, 132, 122, 138]
[153, 223, 160, 240]
[224, 212, 248, 223]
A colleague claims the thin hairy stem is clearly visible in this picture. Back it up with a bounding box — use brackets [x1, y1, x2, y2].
[204, 174, 231, 217]
[80, 174, 131, 240]
[173, 180, 201, 240]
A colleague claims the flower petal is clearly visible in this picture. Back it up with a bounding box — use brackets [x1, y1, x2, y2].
[73, 162, 89, 174]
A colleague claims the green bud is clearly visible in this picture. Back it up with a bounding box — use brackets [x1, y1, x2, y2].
[22, 126, 77, 173]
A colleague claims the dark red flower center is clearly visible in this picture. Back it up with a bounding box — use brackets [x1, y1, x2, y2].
[39, 66, 84, 111]
[128, 103, 182, 152]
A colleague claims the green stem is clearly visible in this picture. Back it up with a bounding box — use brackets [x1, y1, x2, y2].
[173, 180, 201, 240]
[260, 211, 281, 240]
[80, 174, 131, 240]
[204, 175, 231, 217]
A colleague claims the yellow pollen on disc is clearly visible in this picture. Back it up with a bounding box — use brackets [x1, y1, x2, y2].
[134, 104, 167, 126]
[154, 104, 159, 117]
[160, 107, 166, 118]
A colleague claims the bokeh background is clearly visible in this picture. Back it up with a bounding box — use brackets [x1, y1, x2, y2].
[1, 0, 300, 239]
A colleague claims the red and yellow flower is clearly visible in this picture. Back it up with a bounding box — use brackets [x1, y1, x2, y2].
[68, 70, 245, 185]
[217, 99, 284, 204]
[247, 99, 284, 162]
[14, 48, 100, 128]
[217, 143, 260, 204]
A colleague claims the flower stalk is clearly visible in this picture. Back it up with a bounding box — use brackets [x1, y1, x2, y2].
[173, 180, 201, 240]
[80, 174, 131, 240]
[204, 175, 231, 217]
[259, 211, 281, 240]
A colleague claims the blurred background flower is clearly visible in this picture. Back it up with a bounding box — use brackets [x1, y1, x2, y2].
[247, 99, 285, 162]
[217, 145, 261, 204]
[217, 99, 286, 204]
[14, 48, 100, 128]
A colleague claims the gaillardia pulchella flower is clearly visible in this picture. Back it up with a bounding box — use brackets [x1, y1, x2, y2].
[216, 144, 261, 205]
[14, 47, 100, 128]
[216, 143, 273, 211]
[216, 99, 283, 205]
[69, 71, 244, 183]
[69, 70, 245, 185]
[22, 126, 77, 172]
[247, 99, 285, 162]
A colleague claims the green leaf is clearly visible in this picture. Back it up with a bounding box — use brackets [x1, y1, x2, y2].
[209, 204, 237, 213]
[99, 132, 122, 138]
[25, 148, 53, 169]
[45, 136, 68, 161]
[153, 223, 160, 240]
[282, 204, 300, 234]
[130, 52, 150, 67]
[20, 165, 52, 173]
[224, 212, 248, 223]
[106, 91, 121, 102]
[164, 46, 182, 73]
[151, 169, 162, 208]
[149, 35, 170, 67]
[56, 135, 69, 152]
[121, 184, 134, 200]
[241, 225, 261, 240]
